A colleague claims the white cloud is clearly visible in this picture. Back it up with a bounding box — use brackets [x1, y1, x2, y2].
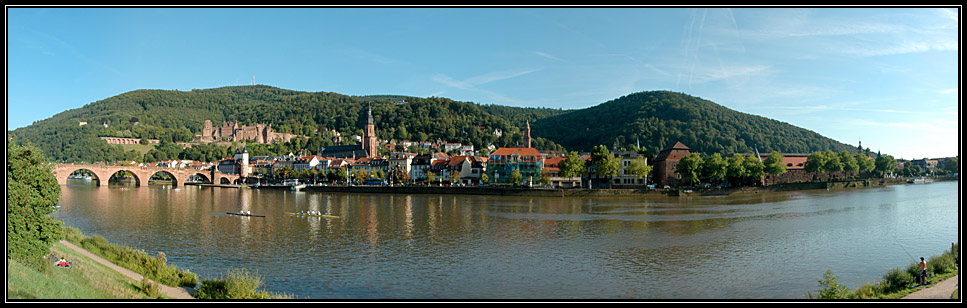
[431, 67, 543, 106]
[465, 68, 543, 86]
[533, 51, 564, 62]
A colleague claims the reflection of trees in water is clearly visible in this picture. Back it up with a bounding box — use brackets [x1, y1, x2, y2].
[109, 170, 138, 186]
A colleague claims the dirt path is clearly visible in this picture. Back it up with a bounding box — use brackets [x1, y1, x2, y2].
[59, 240, 195, 300]
[903, 275, 959, 300]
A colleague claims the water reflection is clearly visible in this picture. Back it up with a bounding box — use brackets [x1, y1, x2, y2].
[57, 182, 959, 299]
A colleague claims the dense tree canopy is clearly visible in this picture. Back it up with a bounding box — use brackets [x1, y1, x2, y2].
[10, 86, 566, 163]
[7, 139, 63, 270]
[531, 91, 856, 154]
[11, 86, 859, 164]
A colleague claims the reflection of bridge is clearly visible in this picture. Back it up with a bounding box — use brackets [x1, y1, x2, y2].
[53, 164, 241, 187]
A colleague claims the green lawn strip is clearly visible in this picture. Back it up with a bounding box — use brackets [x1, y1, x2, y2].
[7, 241, 161, 300]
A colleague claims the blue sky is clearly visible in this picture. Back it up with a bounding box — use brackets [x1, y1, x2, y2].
[6, 7, 960, 160]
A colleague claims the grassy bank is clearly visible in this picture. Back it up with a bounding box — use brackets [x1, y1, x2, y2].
[53, 226, 290, 300]
[7, 241, 168, 299]
[809, 243, 959, 299]
[62, 226, 199, 288]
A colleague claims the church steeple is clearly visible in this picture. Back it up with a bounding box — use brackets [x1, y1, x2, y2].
[366, 105, 374, 126]
[362, 106, 378, 158]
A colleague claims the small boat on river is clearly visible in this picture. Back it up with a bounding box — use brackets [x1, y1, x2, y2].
[226, 211, 266, 217]
[907, 177, 933, 184]
[286, 212, 339, 219]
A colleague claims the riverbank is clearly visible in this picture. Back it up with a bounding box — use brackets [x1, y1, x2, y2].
[903, 275, 959, 300]
[249, 177, 924, 197]
[58, 240, 195, 299]
[6, 241, 187, 300]
[811, 243, 959, 300]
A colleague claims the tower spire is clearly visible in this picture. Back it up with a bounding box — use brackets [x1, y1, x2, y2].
[524, 121, 532, 148]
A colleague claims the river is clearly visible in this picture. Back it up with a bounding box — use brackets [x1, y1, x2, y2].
[56, 181, 959, 299]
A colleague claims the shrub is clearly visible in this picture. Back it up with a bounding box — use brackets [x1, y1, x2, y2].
[881, 267, 914, 294]
[929, 252, 958, 276]
[816, 269, 850, 299]
[848, 282, 880, 299]
[195, 269, 290, 299]
[73, 229, 198, 287]
[140, 277, 161, 298]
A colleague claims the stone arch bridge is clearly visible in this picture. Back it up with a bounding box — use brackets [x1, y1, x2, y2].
[54, 163, 241, 187]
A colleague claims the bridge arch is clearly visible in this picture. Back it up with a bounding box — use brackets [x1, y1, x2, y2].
[147, 170, 179, 187]
[54, 164, 241, 187]
[106, 168, 143, 186]
[186, 172, 212, 184]
[62, 168, 104, 185]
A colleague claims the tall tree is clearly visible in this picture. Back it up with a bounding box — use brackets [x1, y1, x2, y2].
[743, 154, 765, 180]
[839, 151, 859, 175]
[855, 153, 874, 173]
[763, 151, 787, 176]
[591, 145, 620, 187]
[7, 140, 64, 270]
[874, 155, 897, 177]
[805, 151, 829, 174]
[726, 153, 747, 184]
[701, 153, 727, 184]
[823, 150, 844, 175]
[559, 151, 587, 179]
[627, 156, 652, 184]
[676, 153, 704, 186]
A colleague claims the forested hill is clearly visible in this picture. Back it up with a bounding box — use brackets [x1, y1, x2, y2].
[9, 85, 568, 163]
[530, 91, 855, 155]
[9, 86, 854, 164]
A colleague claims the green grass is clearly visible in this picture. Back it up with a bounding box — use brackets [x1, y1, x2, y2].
[194, 269, 293, 300]
[63, 226, 199, 288]
[7, 242, 161, 300]
[12, 227, 293, 300]
[117, 143, 157, 156]
[809, 243, 959, 299]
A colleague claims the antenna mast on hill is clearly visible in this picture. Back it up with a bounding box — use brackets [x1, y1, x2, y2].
[252, 75, 255, 86]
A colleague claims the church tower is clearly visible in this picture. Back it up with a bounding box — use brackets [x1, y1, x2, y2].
[362, 106, 378, 158]
[524, 121, 532, 148]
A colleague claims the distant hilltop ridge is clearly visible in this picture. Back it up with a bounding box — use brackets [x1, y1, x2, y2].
[10, 85, 856, 164]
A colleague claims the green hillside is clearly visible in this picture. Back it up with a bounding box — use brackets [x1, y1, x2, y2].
[9, 86, 854, 164]
[530, 91, 855, 155]
[9, 85, 566, 163]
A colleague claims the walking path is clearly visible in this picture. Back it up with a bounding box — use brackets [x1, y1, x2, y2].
[59, 240, 195, 300]
[903, 275, 959, 300]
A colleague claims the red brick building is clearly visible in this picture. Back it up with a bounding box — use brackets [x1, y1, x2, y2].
[652, 141, 691, 187]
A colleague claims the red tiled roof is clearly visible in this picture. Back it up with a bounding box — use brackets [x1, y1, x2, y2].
[544, 157, 566, 167]
[783, 156, 808, 170]
[491, 147, 541, 157]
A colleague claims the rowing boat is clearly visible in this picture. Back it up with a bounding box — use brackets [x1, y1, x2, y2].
[285, 212, 339, 219]
[226, 212, 266, 217]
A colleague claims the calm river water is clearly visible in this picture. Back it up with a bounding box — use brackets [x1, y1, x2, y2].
[56, 181, 959, 299]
